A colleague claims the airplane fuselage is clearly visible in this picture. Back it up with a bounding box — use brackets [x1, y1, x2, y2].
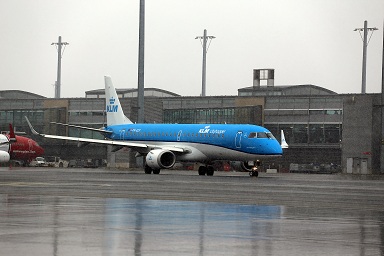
[104, 123, 283, 162]
[9, 135, 44, 162]
[0, 133, 44, 163]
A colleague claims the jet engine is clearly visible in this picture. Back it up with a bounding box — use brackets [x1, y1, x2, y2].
[0, 134, 10, 163]
[145, 149, 176, 169]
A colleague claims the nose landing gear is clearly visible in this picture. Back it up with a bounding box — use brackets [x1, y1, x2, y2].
[249, 167, 259, 177]
[249, 160, 260, 177]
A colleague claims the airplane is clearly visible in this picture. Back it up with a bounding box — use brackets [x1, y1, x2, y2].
[25, 76, 286, 177]
[0, 124, 45, 165]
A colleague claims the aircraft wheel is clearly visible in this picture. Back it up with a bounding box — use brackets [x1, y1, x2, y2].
[249, 171, 259, 177]
[144, 165, 152, 174]
[198, 166, 207, 175]
[206, 166, 214, 176]
[153, 169, 161, 174]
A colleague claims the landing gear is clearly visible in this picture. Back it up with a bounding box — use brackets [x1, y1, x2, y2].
[144, 164, 161, 174]
[198, 165, 214, 176]
[249, 168, 259, 177]
[248, 160, 261, 177]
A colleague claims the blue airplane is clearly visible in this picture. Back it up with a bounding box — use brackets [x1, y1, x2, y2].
[25, 76, 286, 176]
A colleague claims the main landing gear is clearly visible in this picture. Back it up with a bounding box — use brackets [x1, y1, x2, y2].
[144, 164, 161, 174]
[198, 165, 215, 176]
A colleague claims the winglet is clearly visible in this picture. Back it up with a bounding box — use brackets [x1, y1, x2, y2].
[281, 130, 289, 149]
[24, 116, 41, 136]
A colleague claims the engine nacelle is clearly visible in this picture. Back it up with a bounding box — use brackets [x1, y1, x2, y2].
[145, 149, 176, 169]
[0, 134, 10, 162]
[0, 151, 10, 163]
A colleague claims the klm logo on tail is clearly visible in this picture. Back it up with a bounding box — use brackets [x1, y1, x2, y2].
[107, 97, 118, 112]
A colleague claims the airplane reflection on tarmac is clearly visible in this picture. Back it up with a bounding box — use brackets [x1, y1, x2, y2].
[0, 195, 383, 255]
[103, 199, 284, 255]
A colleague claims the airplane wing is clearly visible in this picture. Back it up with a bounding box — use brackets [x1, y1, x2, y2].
[25, 117, 185, 153]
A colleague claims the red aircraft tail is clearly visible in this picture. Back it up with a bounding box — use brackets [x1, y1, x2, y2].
[8, 124, 17, 142]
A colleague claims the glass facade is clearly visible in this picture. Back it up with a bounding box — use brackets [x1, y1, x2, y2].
[264, 96, 342, 146]
[0, 110, 45, 132]
[264, 123, 342, 145]
[164, 106, 262, 125]
[68, 124, 105, 140]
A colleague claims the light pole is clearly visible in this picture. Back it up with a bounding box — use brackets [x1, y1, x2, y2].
[195, 29, 215, 96]
[51, 36, 69, 98]
[137, 0, 145, 123]
[354, 20, 378, 94]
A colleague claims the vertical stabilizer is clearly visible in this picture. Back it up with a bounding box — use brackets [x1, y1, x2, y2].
[8, 124, 16, 142]
[104, 76, 132, 126]
[281, 130, 289, 149]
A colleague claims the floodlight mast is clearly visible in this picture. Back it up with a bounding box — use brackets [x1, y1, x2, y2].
[137, 0, 145, 123]
[354, 20, 378, 94]
[51, 36, 68, 98]
[195, 29, 215, 96]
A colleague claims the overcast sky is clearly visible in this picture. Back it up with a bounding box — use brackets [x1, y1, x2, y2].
[1, 0, 383, 98]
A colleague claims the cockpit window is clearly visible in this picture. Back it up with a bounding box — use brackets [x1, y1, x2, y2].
[257, 132, 269, 138]
[266, 132, 276, 139]
[249, 132, 276, 139]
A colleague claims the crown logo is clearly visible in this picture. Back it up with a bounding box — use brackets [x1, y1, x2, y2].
[109, 97, 115, 105]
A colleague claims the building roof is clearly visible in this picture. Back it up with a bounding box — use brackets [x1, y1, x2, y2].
[85, 88, 180, 98]
[238, 84, 337, 96]
[0, 90, 46, 99]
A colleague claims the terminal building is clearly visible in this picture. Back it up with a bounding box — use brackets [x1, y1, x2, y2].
[1, 69, 382, 174]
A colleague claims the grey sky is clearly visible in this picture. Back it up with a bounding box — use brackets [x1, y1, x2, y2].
[1, 0, 383, 98]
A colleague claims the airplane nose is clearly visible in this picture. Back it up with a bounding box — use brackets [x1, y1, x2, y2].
[37, 146, 44, 156]
[273, 141, 283, 155]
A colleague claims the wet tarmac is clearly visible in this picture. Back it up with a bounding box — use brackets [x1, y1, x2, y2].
[0, 167, 383, 255]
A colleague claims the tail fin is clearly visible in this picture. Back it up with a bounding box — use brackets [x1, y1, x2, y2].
[8, 124, 17, 142]
[104, 76, 132, 126]
[280, 130, 289, 149]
